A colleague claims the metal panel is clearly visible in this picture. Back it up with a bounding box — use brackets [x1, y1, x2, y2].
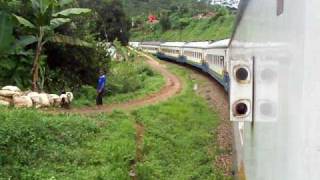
[229, 0, 320, 179]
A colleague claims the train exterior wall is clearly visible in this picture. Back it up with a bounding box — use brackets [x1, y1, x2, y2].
[229, 0, 320, 179]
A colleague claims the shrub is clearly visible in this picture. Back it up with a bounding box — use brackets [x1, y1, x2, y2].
[108, 61, 154, 95]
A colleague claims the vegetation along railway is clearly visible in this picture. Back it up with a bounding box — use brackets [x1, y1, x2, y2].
[1, 0, 319, 179]
[130, 0, 320, 179]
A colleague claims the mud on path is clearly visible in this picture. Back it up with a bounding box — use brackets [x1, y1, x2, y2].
[188, 67, 232, 176]
[54, 52, 182, 115]
[129, 121, 145, 180]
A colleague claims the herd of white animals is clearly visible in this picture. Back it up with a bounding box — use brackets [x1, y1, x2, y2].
[0, 86, 73, 109]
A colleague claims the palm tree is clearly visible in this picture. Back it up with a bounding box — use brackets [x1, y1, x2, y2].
[13, 0, 91, 91]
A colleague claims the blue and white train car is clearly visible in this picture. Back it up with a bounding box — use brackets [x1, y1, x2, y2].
[158, 42, 185, 62]
[181, 41, 210, 68]
[128, 42, 140, 49]
[204, 39, 230, 89]
[139, 42, 161, 54]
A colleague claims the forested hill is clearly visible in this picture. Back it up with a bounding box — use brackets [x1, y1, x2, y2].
[122, 0, 197, 16]
[126, 0, 237, 41]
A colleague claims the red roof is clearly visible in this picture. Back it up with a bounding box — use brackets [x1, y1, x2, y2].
[148, 15, 157, 22]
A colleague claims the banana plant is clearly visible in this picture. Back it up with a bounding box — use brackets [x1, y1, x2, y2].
[13, 0, 91, 91]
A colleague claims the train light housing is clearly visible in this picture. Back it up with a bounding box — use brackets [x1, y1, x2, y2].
[230, 60, 253, 122]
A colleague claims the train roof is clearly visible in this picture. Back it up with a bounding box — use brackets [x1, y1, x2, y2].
[182, 41, 211, 48]
[140, 41, 162, 46]
[160, 42, 186, 47]
[206, 39, 230, 48]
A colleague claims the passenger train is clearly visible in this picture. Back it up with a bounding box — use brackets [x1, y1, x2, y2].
[130, 39, 230, 91]
[130, 0, 320, 179]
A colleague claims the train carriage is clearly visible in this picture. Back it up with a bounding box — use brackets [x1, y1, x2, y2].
[128, 42, 140, 49]
[204, 39, 230, 88]
[139, 42, 161, 54]
[158, 42, 185, 62]
[181, 41, 210, 68]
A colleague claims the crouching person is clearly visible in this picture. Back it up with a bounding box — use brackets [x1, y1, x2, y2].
[96, 70, 107, 106]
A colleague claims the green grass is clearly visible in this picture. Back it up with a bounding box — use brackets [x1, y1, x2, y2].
[131, 15, 235, 41]
[0, 107, 135, 179]
[131, 62, 227, 179]
[0, 60, 229, 179]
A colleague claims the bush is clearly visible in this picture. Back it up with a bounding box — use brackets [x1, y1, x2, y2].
[77, 85, 97, 99]
[108, 61, 154, 95]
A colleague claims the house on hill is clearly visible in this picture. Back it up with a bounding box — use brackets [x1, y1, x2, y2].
[148, 15, 158, 24]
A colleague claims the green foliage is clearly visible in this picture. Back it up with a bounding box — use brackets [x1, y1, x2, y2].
[131, 4, 235, 41]
[0, 108, 136, 179]
[0, 11, 14, 54]
[0, 54, 33, 88]
[108, 61, 153, 95]
[72, 85, 97, 106]
[12, 0, 92, 90]
[73, 55, 165, 107]
[44, 41, 110, 93]
[132, 63, 226, 179]
[159, 12, 171, 32]
[132, 14, 235, 41]
[0, 60, 228, 179]
[78, 0, 131, 45]
[122, 0, 206, 17]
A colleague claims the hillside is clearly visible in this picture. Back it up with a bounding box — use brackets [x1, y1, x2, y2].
[131, 14, 235, 41]
[127, 1, 237, 41]
[122, 0, 196, 16]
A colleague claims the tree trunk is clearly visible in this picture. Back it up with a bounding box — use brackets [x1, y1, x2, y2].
[31, 28, 44, 92]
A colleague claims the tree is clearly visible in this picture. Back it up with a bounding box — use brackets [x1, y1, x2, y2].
[159, 12, 171, 32]
[78, 0, 131, 45]
[0, 1, 16, 55]
[13, 0, 91, 91]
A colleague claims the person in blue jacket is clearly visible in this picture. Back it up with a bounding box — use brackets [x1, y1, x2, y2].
[96, 70, 107, 106]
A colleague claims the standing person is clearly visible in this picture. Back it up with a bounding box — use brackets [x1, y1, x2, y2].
[96, 70, 106, 106]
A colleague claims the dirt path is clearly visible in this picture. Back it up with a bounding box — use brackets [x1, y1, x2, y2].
[54, 52, 182, 115]
[129, 121, 145, 180]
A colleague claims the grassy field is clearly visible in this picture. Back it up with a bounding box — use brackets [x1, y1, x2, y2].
[131, 15, 235, 42]
[0, 61, 228, 179]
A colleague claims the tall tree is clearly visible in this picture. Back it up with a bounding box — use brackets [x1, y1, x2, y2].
[78, 0, 131, 45]
[13, 0, 91, 91]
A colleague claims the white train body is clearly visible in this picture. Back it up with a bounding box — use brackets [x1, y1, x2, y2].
[128, 42, 140, 48]
[160, 42, 185, 60]
[182, 42, 210, 66]
[205, 39, 230, 78]
[229, 0, 320, 179]
[139, 42, 161, 54]
[131, 0, 320, 177]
